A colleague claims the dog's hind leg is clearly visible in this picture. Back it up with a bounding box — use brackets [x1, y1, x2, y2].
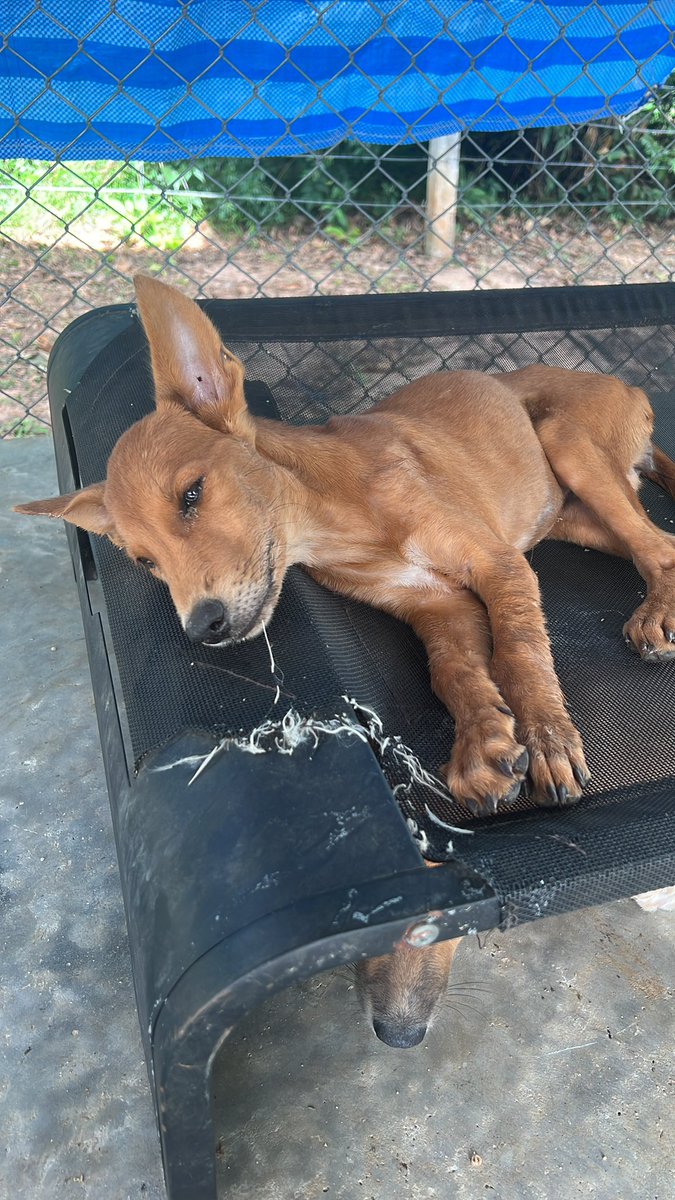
[642, 444, 675, 503]
[547, 497, 633, 558]
[537, 421, 675, 661]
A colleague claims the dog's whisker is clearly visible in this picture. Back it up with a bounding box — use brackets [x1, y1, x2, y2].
[448, 977, 493, 985]
[333, 967, 357, 984]
[445, 990, 491, 1002]
[446, 981, 493, 994]
[441, 1002, 485, 1022]
[446, 980, 492, 988]
[441, 990, 485, 1006]
[440, 998, 484, 1017]
[441, 1000, 487, 1016]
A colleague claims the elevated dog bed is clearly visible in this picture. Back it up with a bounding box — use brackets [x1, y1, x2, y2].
[48, 284, 675, 1200]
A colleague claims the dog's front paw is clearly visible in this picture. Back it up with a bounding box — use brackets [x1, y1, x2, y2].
[442, 706, 529, 816]
[623, 597, 675, 662]
[523, 719, 589, 807]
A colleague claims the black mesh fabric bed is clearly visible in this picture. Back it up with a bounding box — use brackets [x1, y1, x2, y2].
[47, 283, 675, 1199]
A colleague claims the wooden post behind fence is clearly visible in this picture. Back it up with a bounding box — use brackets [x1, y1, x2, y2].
[425, 133, 461, 259]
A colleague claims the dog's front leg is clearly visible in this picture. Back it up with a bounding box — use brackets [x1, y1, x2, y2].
[400, 589, 529, 815]
[470, 545, 589, 806]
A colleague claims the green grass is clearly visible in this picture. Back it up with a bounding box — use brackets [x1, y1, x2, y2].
[0, 159, 200, 250]
[0, 415, 49, 438]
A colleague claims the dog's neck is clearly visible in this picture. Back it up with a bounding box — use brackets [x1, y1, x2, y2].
[252, 415, 378, 567]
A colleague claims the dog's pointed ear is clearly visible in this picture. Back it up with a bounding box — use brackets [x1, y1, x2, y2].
[13, 483, 117, 538]
[134, 274, 254, 439]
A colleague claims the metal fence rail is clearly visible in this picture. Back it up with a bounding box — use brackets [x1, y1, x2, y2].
[1, 2, 674, 435]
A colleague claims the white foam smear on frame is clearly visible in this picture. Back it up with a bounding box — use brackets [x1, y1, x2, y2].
[149, 623, 673, 887]
[344, 698, 464, 814]
[179, 689, 470, 843]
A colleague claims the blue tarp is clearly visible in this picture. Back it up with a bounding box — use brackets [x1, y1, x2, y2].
[1, 1, 674, 160]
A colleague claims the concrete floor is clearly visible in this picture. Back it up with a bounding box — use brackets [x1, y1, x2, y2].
[2, 437, 673, 1200]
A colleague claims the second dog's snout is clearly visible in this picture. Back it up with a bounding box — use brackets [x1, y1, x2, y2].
[185, 599, 229, 644]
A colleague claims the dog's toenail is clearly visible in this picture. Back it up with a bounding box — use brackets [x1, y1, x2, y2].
[557, 784, 568, 805]
[464, 797, 483, 817]
[504, 781, 521, 804]
[573, 764, 590, 787]
[514, 749, 529, 774]
[498, 759, 514, 777]
[497, 704, 514, 717]
[547, 784, 558, 805]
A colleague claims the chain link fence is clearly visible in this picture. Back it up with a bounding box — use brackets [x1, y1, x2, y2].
[2, 2, 674, 436]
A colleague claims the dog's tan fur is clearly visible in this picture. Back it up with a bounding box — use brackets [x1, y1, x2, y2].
[15, 276, 675, 1042]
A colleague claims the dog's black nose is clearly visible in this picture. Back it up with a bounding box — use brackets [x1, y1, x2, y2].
[185, 599, 229, 644]
[372, 1019, 427, 1048]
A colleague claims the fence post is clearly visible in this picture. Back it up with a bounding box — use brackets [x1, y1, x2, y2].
[425, 133, 461, 258]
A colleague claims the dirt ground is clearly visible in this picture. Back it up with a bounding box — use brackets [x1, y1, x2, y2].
[2, 213, 674, 433]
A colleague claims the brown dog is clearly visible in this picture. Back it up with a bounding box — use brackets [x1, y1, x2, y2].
[16, 275, 675, 818]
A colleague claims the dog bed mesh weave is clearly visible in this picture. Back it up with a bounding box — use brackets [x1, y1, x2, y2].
[60, 283, 675, 925]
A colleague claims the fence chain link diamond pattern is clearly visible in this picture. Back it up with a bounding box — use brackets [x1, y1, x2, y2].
[1, 1, 674, 434]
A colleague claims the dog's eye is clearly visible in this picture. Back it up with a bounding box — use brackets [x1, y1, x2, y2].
[136, 557, 156, 571]
[182, 477, 204, 516]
